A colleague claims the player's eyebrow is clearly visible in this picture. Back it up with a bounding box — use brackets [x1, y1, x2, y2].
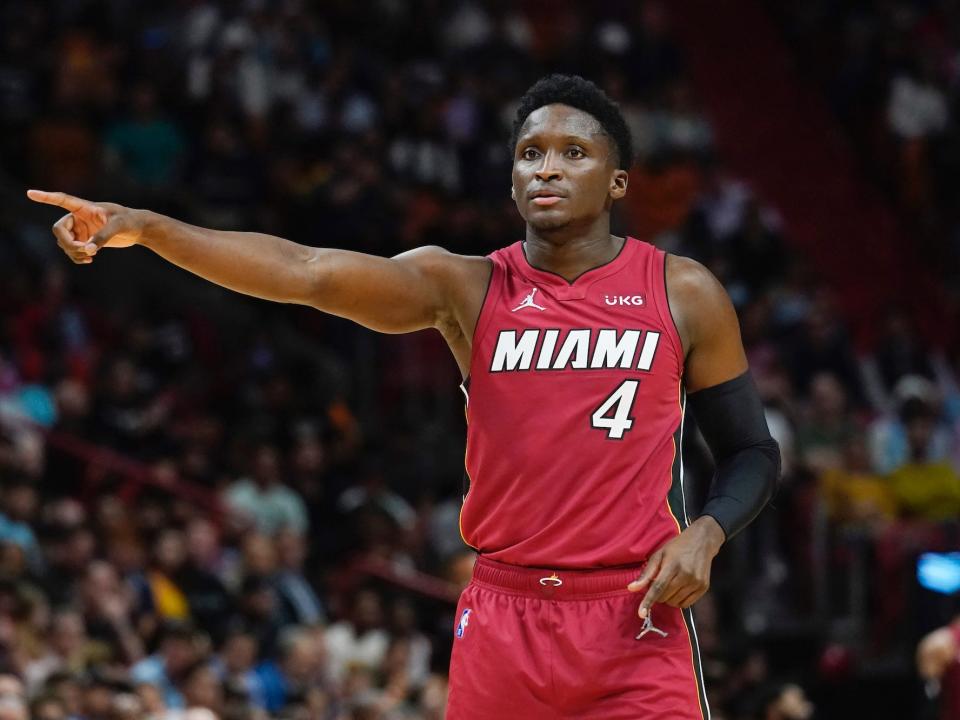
[517, 131, 597, 147]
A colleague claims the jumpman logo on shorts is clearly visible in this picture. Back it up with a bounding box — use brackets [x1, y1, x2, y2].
[636, 613, 668, 640]
[512, 287, 546, 312]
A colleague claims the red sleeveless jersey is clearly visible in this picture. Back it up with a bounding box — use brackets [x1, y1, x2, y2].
[460, 237, 689, 568]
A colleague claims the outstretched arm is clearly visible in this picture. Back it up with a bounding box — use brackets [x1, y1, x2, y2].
[27, 190, 474, 335]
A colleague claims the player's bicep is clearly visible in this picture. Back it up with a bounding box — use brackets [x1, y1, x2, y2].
[305, 245, 455, 334]
[672, 258, 748, 393]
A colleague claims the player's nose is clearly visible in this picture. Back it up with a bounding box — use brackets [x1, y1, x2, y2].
[534, 152, 563, 182]
[534, 167, 563, 183]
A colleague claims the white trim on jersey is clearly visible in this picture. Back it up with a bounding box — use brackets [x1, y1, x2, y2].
[687, 608, 712, 720]
[678, 390, 711, 720]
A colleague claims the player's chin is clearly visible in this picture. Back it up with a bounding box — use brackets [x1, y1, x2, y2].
[527, 211, 571, 231]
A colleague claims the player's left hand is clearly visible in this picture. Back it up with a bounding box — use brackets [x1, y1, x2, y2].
[627, 516, 725, 618]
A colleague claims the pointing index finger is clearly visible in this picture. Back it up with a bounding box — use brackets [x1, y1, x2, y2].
[26, 189, 90, 213]
[638, 567, 676, 619]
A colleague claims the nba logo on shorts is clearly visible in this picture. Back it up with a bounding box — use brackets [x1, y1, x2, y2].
[456, 608, 472, 639]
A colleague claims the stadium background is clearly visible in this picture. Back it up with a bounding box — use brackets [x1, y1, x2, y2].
[1, 0, 960, 718]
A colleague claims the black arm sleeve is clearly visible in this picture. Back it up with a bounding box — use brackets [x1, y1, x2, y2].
[687, 370, 781, 543]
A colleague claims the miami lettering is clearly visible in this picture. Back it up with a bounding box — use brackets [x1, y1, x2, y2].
[490, 328, 661, 372]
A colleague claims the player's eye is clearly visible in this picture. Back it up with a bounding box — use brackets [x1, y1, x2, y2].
[567, 147, 585, 158]
[521, 148, 540, 161]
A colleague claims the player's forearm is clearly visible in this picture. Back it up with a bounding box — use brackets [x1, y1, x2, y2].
[688, 371, 781, 542]
[138, 211, 319, 304]
[698, 440, 780, 541]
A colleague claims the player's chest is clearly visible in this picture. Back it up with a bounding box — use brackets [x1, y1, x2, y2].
[482, 277, 671, 375]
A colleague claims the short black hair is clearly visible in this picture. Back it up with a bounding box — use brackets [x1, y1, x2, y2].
[510, 74, 634, 169]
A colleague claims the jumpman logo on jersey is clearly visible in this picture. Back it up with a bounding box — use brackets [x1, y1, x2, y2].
[512, 287, 546, 312]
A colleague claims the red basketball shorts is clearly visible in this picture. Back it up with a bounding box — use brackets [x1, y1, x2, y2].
[447, 556, 710, 719]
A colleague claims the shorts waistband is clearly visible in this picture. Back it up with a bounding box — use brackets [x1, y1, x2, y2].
[471, 555, 644, 599]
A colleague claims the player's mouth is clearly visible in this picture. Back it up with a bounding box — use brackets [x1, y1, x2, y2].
[529, 190, 566, 206]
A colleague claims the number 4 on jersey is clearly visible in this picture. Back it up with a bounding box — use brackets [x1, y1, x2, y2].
[591, 380, 640, 440]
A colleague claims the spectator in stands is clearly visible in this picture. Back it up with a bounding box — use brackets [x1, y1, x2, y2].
[129, 622, 200, 710]
[886, 54, 948, 212]
[795, 372, 859, 475]
[337, 458, 416, 532]
[78, 673, 118, 720]
[232, 574, 282, 661]
[180, 662, 224, 717]
[102, 82, 186, 192]
[934, 350, 960, 472]
[212, 629, 263, 709]
[24, 609, 93, 693]
[887, 55, 949, 142]
[385, 599, 431, 692]
[325, 589, 389, 686]
[224, 442, 308, 536]
[176, 523, 233, 647]
[728, 200, 786, 296]
[77, 561, 143, 665]
[254, 625, 328, 714]
[887, 398, 960, 521]
[134, 681, 166, 718]
[38, 523, 94, 608]
[273, 528, 324, 627]
[786, 296, 863, 400]
[869, 311, 935, 397]
[869, 376, 954, 475]
[184, 518, 233, 583]
[238, 533, 276, 584]
[148, 528, 190, 622]
[41, 672, 82, 719]
[819, 434, 896, 529]
[0, 478, 41, 574]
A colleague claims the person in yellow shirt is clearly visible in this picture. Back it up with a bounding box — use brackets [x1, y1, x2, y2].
[819, 434, 897, 528]
[887, 398, 960, 521]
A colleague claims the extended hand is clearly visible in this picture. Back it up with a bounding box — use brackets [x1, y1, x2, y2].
[627, 516, 724, 618]
[27, 189, 146, 264]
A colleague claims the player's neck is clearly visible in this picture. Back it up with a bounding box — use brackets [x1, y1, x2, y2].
[523, 221, 622, 283]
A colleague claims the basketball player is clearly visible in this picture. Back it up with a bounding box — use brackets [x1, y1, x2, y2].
[29, 75, 779, 718]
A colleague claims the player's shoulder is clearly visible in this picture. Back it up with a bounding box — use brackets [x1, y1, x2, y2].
[664, 253, 730, 308]
[394, 245, 492, 285]
[394, 246, 493, 344]
[394, 245, 493, 297]
[664, 253, 738, 353]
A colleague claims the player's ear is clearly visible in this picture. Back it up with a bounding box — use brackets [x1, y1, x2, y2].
[511, 186, 516, 200]
[610, 170, 628, 200]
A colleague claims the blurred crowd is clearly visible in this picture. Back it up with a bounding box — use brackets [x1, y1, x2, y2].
[0, 0, 959, 719]
[769, 0, 960, 299]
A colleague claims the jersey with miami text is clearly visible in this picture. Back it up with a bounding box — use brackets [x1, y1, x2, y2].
[460, 237, 689, 568]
